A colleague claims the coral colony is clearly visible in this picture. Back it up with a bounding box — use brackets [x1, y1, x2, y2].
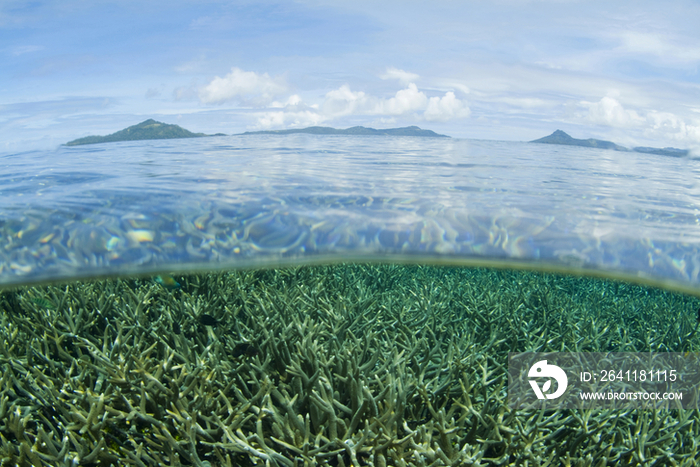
[0, 264, 699, 466]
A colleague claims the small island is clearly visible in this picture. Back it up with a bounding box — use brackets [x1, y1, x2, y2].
[531, 130, 689, 157]
[631, 146, 689, 158]
[530, 130, 628, 151]
[238, 126, 450, 138]
[65, 119, 225, 146]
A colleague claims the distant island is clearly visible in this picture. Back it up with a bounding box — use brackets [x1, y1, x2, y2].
[531, 129, 628, 151]
[65, 122, 448, 146]
[65, 119, 225, 146]
[237, 126, 450, 138]
[629, 146, 690, 158]
[531, 130, 689, 157]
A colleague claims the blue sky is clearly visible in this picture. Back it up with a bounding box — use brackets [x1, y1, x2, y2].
[2, 0, 700, 153]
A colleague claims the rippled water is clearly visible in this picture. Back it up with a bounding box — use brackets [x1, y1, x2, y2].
[1, 134, 700, 292]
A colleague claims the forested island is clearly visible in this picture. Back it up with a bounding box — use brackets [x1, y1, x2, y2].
[531, 130, 689, 157]
[238, 126, 449, 137]
[65, 122, 449, 146]
[65, 119, 224, 146]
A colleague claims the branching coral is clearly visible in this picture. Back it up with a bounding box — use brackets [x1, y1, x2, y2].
[0, 264, 698, 465]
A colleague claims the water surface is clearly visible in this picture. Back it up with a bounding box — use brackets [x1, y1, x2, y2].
[1, 135, 699, 292]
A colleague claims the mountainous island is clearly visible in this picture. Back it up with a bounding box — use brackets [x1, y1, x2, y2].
[531, 130, 628, 151]
[65, 122, 449, 146]
[531, 130, 690, 157]
[238, 126, 450, 138]
[64, 119, 225, 146]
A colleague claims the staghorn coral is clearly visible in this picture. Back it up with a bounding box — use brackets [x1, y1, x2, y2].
[0, 264, 698, 466]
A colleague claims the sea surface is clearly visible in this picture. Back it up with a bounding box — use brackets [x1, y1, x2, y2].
[1, 134, 700, 291]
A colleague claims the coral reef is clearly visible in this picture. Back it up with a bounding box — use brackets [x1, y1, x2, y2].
[0, 264, 699, 466]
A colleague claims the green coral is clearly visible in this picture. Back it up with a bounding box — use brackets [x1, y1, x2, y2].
[0, 264, 698, 465]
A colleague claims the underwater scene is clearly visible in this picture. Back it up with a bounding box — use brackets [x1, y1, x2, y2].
[2, 265, 700, 466]
[2, 135, 700, 465]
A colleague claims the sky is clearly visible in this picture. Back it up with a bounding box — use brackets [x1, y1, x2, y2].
[1, 0, 700, 153]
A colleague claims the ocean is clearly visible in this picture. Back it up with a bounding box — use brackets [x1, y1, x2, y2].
[1, 135, 699, 465]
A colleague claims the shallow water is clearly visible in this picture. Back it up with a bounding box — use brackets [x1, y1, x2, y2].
[1, 263, 699, 465]
[2, 135, 700, 292]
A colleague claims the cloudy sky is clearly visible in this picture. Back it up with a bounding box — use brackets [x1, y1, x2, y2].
[2, 0, 700, 153]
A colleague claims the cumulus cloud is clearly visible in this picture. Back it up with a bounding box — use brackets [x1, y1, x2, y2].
[578, 94, 700, 147]
[213, 68, 472, 131]
[320, 82, 470, 122]
[322, 85, 373, 116]
[380, 67, 420, 86]
[252, 93, 325, 129]
[254, 110, 326, 129]
[644, 111, 700, 145]
[199, 67, 286, 106]
[374, 83, 428, 115]
[320, 83, 470, 122]
[582, 95, 644, 128]
[424, 92, 471, 121]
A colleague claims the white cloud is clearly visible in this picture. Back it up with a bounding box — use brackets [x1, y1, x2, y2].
[199, 69, 471, 130]
[379, 67, 420, 86]
[320, 83, 470, 122]
[270, 94, 303, 108]
[373, 83, 428, 115]
[252, 93, 325, 129]
[199, 67, 287, 106]
[322, 85, 373, 116]
[644, 111, 700, 146]
[254, 110, 326, 129]
[577, 94, 700, 147]
[582, 95, 644, 128]
[424, 91, 471, 121]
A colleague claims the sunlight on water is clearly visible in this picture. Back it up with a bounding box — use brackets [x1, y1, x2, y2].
[1, 135, 700, 294]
